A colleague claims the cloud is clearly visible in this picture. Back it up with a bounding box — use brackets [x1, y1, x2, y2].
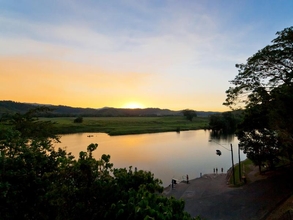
[2, 0, 291, 111]
[0, 2, 244, 73]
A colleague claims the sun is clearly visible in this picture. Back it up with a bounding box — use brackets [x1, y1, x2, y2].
[122, 102, 145, 109]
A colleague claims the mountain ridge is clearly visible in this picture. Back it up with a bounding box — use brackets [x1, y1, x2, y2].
[0, 100, 220, 117]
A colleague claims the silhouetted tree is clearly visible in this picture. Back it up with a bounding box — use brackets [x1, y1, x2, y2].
[74, 116, 83, 123]
[182, 109, 197, 121]
[224, 26, 293, 170]
[209, 111, 242, 134]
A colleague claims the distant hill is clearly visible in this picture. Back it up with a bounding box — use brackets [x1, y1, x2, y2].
[0, 100, 220, 117]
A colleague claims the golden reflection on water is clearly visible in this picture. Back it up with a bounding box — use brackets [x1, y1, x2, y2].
[56, 130, 243, 186]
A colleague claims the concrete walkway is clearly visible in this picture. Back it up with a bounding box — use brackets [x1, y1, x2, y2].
[163, 169, 293, 220]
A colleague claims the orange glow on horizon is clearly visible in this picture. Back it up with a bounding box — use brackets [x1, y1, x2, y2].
[121, 102, 145, 109]
[0, 56, 229, 112]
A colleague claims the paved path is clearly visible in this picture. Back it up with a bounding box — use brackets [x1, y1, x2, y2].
[163, 169, 293, 220]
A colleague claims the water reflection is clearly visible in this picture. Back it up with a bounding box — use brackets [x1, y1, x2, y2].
[55, 130, 245, 187]
[209, 130, 237, 143]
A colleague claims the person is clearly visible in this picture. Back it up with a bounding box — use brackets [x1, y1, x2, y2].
[221, 167, 223, 173]
[186, 174, 189, 184]
[213, 168, 215, 173]
[216, 168, 218, 174]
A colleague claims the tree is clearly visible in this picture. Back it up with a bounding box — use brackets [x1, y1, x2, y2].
[182, 109, 197, 121]
[0, 109, 198, 219]
[224, 26, 293, 169]
[209, 111, 241, 134]
[0, 108, 63, 219]
[1, 106, 57, 140]
[224, 26, 293, 109]
[74, 116, 83, 123]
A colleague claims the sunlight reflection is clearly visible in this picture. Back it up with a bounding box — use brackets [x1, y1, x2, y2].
[56, 130, 243, 186]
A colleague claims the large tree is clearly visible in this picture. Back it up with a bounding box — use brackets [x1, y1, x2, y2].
[224, 26, 293, 170]
[208, 111, 242, 134]
[182, 109, 197, 121]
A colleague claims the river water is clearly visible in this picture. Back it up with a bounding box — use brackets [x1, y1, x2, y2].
[55, 130, 245, 186]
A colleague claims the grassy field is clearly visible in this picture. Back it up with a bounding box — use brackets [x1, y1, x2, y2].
[41, 116, 210, 135]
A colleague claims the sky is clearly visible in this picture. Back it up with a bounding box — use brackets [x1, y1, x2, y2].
[1, 0, 293, 111]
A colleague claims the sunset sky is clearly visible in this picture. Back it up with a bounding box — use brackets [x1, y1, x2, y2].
[1, 1, 292, 111]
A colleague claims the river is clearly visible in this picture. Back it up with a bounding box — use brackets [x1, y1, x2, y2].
[55, 130, 245, 186]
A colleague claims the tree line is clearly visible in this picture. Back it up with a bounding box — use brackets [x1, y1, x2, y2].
[1, 101, 215, 117]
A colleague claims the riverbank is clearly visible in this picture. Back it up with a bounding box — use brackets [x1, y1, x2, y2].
[40, 116, 210, 135]
[163, 166, 293, 219]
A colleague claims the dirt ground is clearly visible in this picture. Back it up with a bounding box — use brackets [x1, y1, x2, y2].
[247, 166, 293, 220]
[266, 195, 293, 220]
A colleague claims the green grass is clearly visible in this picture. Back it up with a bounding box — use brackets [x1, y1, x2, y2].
[230, 158, 253, 186]
[40, 116, 210, 135]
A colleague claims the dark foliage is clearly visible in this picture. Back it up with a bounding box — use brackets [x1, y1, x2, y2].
[0, 109, 198, 219]
[208, 111, 242, 134]
[224, 26, 293, 171]
[182, 109, 197, 121]
[74, 116, 83, 123]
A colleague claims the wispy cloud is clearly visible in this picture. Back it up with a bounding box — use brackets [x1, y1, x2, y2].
[1, 0, 292, 110]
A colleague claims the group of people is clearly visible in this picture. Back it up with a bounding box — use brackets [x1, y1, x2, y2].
[175, 167, 225, 188]
[185, 167, 224, 184]
[213, 168, 224, 174]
